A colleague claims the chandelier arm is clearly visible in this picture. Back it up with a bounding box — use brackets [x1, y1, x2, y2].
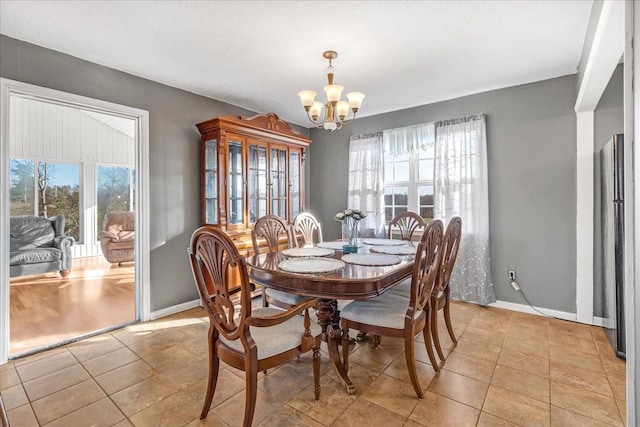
[305, 109, 327, 128]
[337, 110, 359, 127]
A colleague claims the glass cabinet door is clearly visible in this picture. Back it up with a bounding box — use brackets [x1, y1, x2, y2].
[289, 149, 301, 219]
[204, 139, 217, 224]
[228, 139, 244, 226]
[270, 146, 288, 219]
[248, 141, 268, 224]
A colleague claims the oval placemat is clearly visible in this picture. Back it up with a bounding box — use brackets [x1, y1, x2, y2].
[282, 247, 334, 258]
[341, 253, 402, 266]
[278, 257, 345, 274]
[362, 238, 406, 246]
[317, 241, 362, 250]
[369, 245, 416, 256]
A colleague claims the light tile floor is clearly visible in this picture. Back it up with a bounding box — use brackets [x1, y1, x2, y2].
[0, 301, 627, 426]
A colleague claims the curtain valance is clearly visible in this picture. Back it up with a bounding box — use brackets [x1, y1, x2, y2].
[382, 123, 435, 155]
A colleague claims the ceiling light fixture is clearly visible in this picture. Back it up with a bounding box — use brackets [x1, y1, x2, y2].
[298, 51, 365, 132]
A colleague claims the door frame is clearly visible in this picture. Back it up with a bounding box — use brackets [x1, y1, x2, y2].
[0, 78, 151, 363]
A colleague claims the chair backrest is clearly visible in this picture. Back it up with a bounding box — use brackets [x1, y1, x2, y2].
[435, 216, 462, 295]
[251, 215, 294, 254]
[9, 215, 64, 250]
[103, 211, 135, 232]
[410, 219, 444, 312]
[189, 225, 251, 342]
[388, 212, 425, 241]
[293, 212, 323, 247]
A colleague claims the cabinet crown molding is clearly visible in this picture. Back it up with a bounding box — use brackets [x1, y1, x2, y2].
[196, 113, 311, 147]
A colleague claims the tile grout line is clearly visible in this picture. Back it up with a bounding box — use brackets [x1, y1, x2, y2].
[5, 302, 628, 427]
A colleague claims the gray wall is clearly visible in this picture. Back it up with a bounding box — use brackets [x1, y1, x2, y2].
[309, 75, 578, 312]
[593, 63, 624, 317]
[0, 35, 309, 311]
[0, 35, 590, 314]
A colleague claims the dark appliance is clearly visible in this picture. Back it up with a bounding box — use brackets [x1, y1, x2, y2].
[600, 133, 625, 359]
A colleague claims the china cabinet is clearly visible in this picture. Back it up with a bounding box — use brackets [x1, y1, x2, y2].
[196, 113, 311, 255]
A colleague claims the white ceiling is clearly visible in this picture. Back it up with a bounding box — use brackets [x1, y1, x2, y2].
[0, 1, 593, 128]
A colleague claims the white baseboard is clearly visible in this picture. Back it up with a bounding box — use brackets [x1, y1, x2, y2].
[488, 300, 580, 323]
[149, 298, 605, 328]
[593, 316, 615, 329]
[149, 299, 201, 320]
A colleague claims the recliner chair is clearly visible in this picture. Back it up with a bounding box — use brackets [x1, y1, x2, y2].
[99, 211, 135, 265]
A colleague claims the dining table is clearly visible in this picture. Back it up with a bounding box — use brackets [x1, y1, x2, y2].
[246, 239, 416, 395]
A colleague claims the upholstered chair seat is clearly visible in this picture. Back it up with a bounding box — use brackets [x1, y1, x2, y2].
[386, 277, 412, 298]
[341, 293, 423, 329]
[263, 288, 309, 307]
[221, 307, 322, 359]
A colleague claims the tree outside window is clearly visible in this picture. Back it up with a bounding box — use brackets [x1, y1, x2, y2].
[10, 159, 81, 242]
[97, 165, 133, 238]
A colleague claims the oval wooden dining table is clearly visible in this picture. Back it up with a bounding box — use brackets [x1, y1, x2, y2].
[246, 246, 414, 395]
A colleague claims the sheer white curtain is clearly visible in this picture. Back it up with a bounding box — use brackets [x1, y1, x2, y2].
[383, 123, 435, 155]
[348, 132, 385, 237]
[434, 114, 495, 305]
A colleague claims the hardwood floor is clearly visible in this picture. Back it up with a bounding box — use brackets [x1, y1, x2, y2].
[9, 256, 135, 356]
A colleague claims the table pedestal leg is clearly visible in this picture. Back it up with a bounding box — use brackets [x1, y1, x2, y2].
[315, 299, 356, 395]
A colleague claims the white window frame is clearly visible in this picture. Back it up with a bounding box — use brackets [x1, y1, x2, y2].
[383, 147, 434, 226]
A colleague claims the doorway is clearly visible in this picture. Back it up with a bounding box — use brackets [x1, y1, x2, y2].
[0, 79, 150, 363]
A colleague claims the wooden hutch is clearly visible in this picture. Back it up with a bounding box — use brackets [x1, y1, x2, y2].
[195, 113, 311, 256]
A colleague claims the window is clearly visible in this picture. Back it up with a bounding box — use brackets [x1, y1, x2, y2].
[383, 145, 434, 224]
[9, 159, 81, 242]
[97, 165, 133, 239]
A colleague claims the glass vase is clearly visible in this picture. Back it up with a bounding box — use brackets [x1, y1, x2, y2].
[342, 218, 360, 254]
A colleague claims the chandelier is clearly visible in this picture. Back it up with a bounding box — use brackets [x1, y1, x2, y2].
[297, 51, 365, 132]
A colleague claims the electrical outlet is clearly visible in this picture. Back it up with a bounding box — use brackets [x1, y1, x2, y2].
[508, 266, 516, 281]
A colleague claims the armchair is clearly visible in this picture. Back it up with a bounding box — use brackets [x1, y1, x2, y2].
[99, 211, 135, 265]
[189, 225, 321, 426]
[9, 215, 74, 278]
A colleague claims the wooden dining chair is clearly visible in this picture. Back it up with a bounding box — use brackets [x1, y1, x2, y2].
[431, 216, 462, 365]
[189, 225, 321, 426]
[340, 220, 444, 398]
[251, 214, 295, 253]
[252, 215, 309, 308]
[388, 211, 425, 241]
[293, 212, 323, 247]
[357, 211, 426, 344]
[381, 211, 425, 298]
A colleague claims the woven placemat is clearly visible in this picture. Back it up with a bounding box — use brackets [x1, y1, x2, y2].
[369, 245, 416, 256]
[362, 238, 406, 246]
[341, 253, 402, 266]
[278, 257, 345, 274]
[282, 247, 334, 258]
